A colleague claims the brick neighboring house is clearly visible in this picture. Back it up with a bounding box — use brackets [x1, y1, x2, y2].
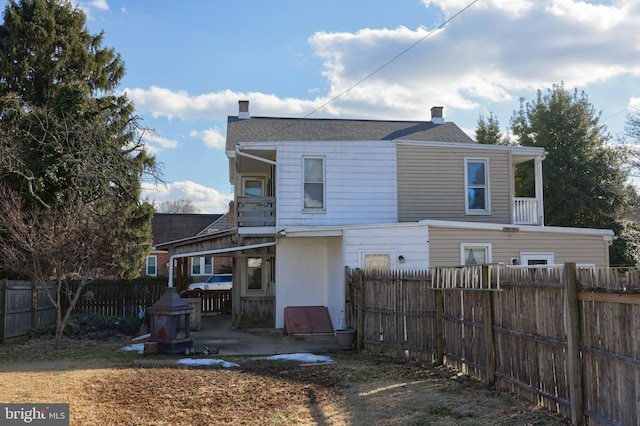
[144, 212, 232, 281]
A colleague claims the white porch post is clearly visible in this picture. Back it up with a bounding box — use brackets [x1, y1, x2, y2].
[535, 156, 544, 226]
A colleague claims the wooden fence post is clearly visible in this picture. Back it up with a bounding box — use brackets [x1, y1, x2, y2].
[564, 262, 584, 425]
[31, 281, 38, 329]
[356, 268, 364, 352]
[433, 269, 444, 366]
[482, 265, 495, 384]
[1, 279, 7, 344]
[435, 289, 444, 366]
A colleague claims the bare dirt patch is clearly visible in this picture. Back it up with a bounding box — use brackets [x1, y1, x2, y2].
[0, 338, 570, 425]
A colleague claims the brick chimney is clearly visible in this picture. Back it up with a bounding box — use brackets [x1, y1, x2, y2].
[431, 106, 444, 124]
[238, 100, 250, 120]
[228, 200, 235, 228]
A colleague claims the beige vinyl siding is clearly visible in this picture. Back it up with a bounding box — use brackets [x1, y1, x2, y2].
[397, 144, 511, 223]
[428, 226, 610, 267]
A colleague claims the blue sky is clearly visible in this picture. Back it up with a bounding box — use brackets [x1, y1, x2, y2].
[5, 0, 640, 213]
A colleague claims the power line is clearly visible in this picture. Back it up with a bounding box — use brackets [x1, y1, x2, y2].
[261, 0, 480, 140]
[301, 0, 480, 120]
[602, 108, 628, 123]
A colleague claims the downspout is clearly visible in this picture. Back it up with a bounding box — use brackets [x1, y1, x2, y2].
[167, 241, 277, 287]
[535, 155, 546, 226]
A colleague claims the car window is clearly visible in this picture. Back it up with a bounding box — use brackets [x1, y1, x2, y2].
[208, 275, 232, 283]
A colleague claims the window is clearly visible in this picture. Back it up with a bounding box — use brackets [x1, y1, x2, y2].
[461, 244, 492, 265]
[465, 158, 490, 214]
[191, 256, 213, 276]
[364, 254, 391, 270]
[247, 257, 263, 291]
[520, 252, 554, 266]
[146, 256, 157, 276]
[304, 157, 324, 209]
[242, 177, 264, 197]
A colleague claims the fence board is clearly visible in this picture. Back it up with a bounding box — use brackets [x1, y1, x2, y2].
[0, 280, 56, 342]
[347, 265, 640, 425]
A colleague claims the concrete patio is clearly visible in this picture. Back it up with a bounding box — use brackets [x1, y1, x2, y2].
[189, 314, 342, 356]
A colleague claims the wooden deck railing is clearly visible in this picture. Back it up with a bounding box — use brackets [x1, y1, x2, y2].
[512, 197, 540, 225]
[236, 196, 276, 227]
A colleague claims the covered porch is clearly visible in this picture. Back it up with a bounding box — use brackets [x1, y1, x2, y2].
[511, 149, 545, 226]
[156, 229, 277, 329]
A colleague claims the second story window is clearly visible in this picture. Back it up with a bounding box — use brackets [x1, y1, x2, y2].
[465, 158, 490, 214]
[304, 157, 324, 210]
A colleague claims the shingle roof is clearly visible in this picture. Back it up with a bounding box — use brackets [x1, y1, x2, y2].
[151, 213, 224, 246]
[226, 116, 474, 149]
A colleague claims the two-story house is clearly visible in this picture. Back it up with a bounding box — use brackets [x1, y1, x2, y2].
[158, 100, 614, 330]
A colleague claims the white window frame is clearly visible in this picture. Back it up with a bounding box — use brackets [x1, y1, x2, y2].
[191, 256, 213, 276]
[241, 175, 265, 198]
[520, 252, 554, 266]
[361, 251, 393, 270]
[303, 156, 325, 211]
[464, 158, 491, 215]
[146, 255, 157, 277]
[460, 243, 492, 265]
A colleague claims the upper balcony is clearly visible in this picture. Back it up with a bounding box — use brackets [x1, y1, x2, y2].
[236, 196, 276, 232]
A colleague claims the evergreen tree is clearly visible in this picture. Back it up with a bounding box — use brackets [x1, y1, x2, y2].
[510, 83, 637, 266]
[0, 0, 158, 345]
[476, 112, 508, 145]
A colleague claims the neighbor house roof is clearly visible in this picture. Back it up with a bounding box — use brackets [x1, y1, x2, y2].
[151, 213, 224, 247]
[226, 116, 474, 150]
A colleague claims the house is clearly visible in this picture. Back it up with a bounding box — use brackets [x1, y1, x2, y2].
[157, 100, 615, 330]
[145, 213, 232, 287]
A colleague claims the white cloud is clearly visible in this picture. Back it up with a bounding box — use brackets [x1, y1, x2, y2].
[140, 130, 179, 154]
[124, 1, 640, 125]
[630, 97, 640, 112]
[74, 0, 109, 14]
[142, 181, 233, 214]
[190, 127, 227, 150]
[125, 86, 323, 120]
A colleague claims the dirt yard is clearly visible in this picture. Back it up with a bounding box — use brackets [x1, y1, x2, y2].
[0, 338, 570, 425]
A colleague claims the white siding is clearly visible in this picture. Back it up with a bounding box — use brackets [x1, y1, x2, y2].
[343, 225, 429, 270]
[277, 141, 398, 227]
[275, 237, 344, 329]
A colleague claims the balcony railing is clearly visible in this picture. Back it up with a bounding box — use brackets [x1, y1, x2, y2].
[513, 197, 541, 225]
[236, 196, 276, 227]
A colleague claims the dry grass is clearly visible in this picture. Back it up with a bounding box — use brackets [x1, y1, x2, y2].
[0, 338, 570, 425]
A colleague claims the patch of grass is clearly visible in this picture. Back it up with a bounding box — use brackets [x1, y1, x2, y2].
[426, 404, 475, 419]
[0, 341, 138, 364]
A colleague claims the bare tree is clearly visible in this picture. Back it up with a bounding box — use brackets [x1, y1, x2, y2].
[0, 186, 120, 348]
[156, 199, 200, 214]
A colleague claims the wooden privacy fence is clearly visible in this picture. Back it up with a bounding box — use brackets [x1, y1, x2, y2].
[346, 264, 640, 426]
[182, 289, 232, 314]
[70, 281, 167, 318]
[0, 280, 56, 343]
[0, 280, 167, 342]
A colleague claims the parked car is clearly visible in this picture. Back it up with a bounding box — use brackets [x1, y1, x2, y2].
[187, 274, 233, 291]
